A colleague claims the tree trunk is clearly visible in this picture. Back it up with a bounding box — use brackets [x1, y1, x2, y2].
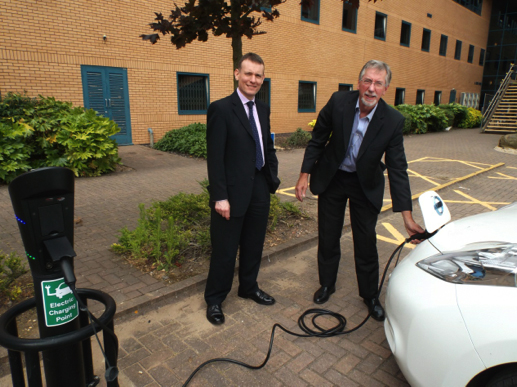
[231, 0, 242, 90]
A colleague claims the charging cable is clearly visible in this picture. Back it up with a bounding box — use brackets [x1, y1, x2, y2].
[181, 234, 427, 386]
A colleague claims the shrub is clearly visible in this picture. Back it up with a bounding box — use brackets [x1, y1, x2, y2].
[438, 103, 469, 127]
[286, 128, 312, 148]
[395, 104, 449, 134]
[458, 107, 483, 128]
[112, 181, 309, 271]
[397, 110, 413, 135]
[154, 123, 207, 158]
[0, 251, 27, 301]
[0, 92, 121, 183]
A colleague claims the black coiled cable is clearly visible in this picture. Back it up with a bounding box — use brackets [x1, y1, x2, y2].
[182, 240, 410, 386]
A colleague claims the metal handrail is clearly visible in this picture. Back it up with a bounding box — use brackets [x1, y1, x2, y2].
[482, 63, 516, 131]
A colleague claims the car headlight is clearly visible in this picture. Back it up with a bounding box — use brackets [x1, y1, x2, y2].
[416, 242, 517, 287]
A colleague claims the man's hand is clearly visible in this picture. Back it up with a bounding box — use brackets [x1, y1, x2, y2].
[401, 210, 425, 244]
[295, 173, 310, 202]
[215, 200, 230, 220]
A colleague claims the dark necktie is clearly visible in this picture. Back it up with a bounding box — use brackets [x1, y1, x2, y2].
[246, 101, 263, 171]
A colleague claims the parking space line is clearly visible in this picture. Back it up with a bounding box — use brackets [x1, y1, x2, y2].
[381, 162, 504, 212]
[407, 169, 440, 185]
[488, 172, 517, 180]
[453, 190, 498, 211]
[378, 222, 415, 249]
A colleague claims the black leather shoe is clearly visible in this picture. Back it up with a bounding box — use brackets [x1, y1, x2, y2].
[363, 298, 385, 321]
[206, 304, 225, 325]
[313, 285, 336, 304]
[238, 289, 276, 305]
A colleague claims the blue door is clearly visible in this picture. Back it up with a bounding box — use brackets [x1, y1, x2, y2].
[81, 65, 132, 145]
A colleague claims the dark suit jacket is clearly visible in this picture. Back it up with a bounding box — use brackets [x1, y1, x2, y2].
[301, 90, 412, 213]
[206, 91, 280, 217]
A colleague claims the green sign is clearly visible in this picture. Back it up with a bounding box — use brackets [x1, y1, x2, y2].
[41, 278, 79, 327]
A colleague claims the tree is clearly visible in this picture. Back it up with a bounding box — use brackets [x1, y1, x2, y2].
[141, 0, 380, 75]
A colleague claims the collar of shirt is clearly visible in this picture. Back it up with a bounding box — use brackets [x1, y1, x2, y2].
[355, 98, 378, 121]
[236, 88, 255, 107]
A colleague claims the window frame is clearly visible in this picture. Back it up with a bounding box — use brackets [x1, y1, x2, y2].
[421, 28, 431, 52]
[468, 44, 474, 63]
[339, 83, 354, 92]
[301, 0, 320, 24]
[400, 21, 411, 47]
[298, 81, 317, 113]
[479, 48, 485, 66]
[374, 12, 387, 41]
[439, 34, 448, 56]
[454, 40, 462, 60]
[256, 78, 271, 106]
[416, 89, 425, 105]
[434, 91, 442, 105]
[395, 88, 405, 106]
[176, 72, 210, 115]
[342, 1, 358, 33]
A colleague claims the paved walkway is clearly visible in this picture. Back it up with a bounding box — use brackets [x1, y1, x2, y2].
[0, 128, 516, 386]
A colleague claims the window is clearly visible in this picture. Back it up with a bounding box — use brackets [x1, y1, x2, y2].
[421, 28, 431, 52]
[416, 90, 425, 104]
[400, 21, 411, 47]
[479, 49, 485, 66]
[339, 84, 353, 92]
[298, 81, 317, 112]
[177, 73, 209, 114]
[342, 1, 357, 33]
[256, 78, 271, 106]
[468, 45, 474, 63]
[301, 0, 319, 24]
[452, 0, 482, 15]
[439, 35, 448, 56]
[454, 40, 462, 60]
[374, 12, 387, 40]
[434, 91, 442, 105]
[395, 88, 405, 106]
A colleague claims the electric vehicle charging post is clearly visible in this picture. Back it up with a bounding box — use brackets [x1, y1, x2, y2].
[0, 167, 119, 387]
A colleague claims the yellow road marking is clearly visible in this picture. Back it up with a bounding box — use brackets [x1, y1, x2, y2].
[381, 162, 505, 212]
[453, 190, 498, 211]
[488, 172, 517, 180]
[407, 168, 440, 186]
[377, 223, 415, 249]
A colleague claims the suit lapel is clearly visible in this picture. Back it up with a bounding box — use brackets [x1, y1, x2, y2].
[342, 92, 358, 150]
[357, 99, 385, 160]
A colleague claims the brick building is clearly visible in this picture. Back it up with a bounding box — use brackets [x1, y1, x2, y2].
[1, 0, 492, 145]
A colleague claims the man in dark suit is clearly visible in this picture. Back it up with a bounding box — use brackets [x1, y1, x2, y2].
[295, 60, 423, 321]
[204, 53, 280, 325]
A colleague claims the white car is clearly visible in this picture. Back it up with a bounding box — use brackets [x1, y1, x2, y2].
[384, 198, 517, 387]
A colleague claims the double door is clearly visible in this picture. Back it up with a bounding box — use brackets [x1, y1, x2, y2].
[81, 65, 132, 145]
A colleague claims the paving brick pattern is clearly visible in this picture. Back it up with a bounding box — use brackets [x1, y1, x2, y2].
[0, 128, 516, 386]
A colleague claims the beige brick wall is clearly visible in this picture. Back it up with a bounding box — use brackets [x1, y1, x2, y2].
[0, 0, 491, 144]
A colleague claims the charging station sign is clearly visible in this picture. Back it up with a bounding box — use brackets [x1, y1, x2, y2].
[41, 278, 79, 327]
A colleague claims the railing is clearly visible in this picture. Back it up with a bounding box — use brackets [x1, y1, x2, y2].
[482, 63, 517, 131]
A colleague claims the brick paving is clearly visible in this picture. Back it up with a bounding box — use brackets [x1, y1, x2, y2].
[0, 128, 516, 386]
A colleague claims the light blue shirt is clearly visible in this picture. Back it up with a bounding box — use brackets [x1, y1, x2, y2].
[236, 88, 264, 167]
[340, 99, 378, 172]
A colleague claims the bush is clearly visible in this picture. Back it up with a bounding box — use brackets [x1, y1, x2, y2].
[458, 107, 483, 128]
[154, 123, 207, 158]
[397, 110, 413, 135]
[286, 128, 312, 148]
[395, 104, 449, 134]
[0, 92, 121, 183]
[0, 251, 27, 301]
[438, 103, 469, 127]
[112, 181, 309, 271]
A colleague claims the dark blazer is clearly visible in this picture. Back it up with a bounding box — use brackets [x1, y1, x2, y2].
[206, 91, 280, 217]
[301, 90, 412, 213]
